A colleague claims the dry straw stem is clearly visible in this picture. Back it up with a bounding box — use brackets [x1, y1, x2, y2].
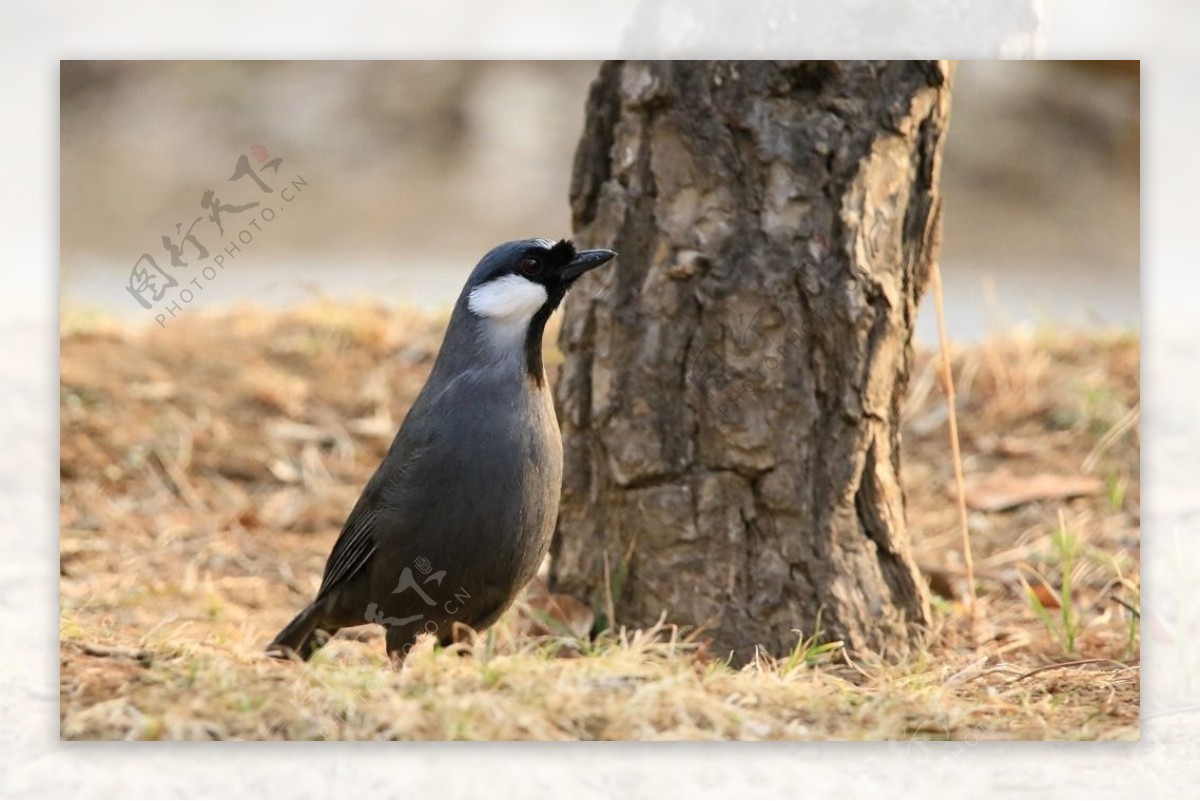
[931, 263, 978, 632]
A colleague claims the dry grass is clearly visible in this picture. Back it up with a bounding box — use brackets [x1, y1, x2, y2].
[60, 304, 1140, 740]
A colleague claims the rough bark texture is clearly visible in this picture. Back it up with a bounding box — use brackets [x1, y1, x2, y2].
[552, 61, 950, 663]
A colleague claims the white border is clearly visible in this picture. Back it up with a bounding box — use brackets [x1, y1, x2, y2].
[9, 0, 1191, 797]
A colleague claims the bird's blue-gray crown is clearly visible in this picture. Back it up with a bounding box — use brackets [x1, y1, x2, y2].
[466, 238, 614, 290]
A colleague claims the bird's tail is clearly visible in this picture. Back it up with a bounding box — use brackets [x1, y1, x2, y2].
[267, 602, 332, 661]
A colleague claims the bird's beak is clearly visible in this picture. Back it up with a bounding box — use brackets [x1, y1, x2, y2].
[559, 249, 617, 282]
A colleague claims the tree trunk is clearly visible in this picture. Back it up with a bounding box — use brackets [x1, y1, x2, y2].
[552, 60, 950, 663]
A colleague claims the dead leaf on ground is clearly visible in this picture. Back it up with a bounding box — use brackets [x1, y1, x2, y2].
[1028, 581, 1061, 609]
[958, 472, 1103, 512]
[516, 577, 595, 639]
[921, 564, 958, 599]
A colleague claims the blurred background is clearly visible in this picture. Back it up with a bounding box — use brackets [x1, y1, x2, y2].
[59, 60, 1139, 342]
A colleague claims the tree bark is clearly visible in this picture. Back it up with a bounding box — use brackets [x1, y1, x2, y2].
[552, 61, 950, 663]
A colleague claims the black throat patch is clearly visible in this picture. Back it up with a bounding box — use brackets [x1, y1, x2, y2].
[523, 284, 568, 385]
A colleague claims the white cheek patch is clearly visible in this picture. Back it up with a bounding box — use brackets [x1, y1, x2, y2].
[468, 274, 548, 323]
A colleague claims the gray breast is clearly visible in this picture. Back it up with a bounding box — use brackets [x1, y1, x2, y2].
[363, 368, 563, 631]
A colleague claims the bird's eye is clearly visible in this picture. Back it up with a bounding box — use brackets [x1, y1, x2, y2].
[519, 256, 543, 276]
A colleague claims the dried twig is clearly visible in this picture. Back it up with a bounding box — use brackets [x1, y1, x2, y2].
[1110, 595, 1140, 619]
[931, 263, 977, 632]
[75, 642, 154, 666]
[1005, 658, 1132, 684]
[149, 448, 206, 513]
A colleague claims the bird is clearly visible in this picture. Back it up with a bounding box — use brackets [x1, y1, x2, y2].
[268, 238, 616, 665]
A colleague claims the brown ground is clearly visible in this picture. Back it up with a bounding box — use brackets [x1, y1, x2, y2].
[59, 304, 1140, 740]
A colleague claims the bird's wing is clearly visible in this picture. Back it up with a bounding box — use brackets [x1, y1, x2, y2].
[315, 493, 380, 598]
[312, 376, 453, 600]
[312, 365, 500, 601]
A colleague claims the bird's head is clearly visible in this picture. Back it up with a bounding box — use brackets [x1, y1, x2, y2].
[454, 238, 616, 379]
[465, 238, 615, 321]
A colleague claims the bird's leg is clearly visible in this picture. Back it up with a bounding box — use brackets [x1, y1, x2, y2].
[384, 625, 419, 670]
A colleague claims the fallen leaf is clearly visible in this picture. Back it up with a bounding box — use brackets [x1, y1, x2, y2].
[266, 419, 335, 445]
[1029, 581, 1061, 609]
[129, 381, 177, 401]
[975, 431, 1075, 457]
[921, 565, 957, 599]
[958, 472, 1103, 512]
[347, 414, 395, 438]
[515, 577, 595, 639]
